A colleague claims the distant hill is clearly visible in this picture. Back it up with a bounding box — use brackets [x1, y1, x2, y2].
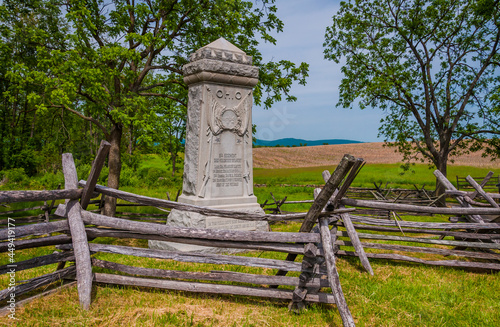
[254, 138, 363, 147]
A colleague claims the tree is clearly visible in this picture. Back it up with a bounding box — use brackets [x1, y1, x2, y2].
[0, 0, 87, 175]
[324, 0, 500, 201]
[148, 93, 186, 177]
[6, 0, 308, 215]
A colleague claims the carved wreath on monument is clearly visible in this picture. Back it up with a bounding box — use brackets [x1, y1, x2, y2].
[208, 89, 251, 136]
[198, 88, 253, 198]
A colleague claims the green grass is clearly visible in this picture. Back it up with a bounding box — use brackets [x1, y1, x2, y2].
[252, 164, 499, 213]
[254, 163, 498, 189]
[1, 162, 500, 325]
[1, 222, 499, 326]
[138, 153, 180, 171]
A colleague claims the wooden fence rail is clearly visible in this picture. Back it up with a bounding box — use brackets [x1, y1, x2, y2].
[0, 150, 360, 326]
[1, 147, 500, 326]
[456, 174, 500, 191]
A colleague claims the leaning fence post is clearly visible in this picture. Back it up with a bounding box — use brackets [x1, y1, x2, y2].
[466, 174, 498, 208]
[300, 154, 356, 233]
[274, 155, 356, 281]
[322, 163, 373, 276]
[319, 217, 355, 327]
[80, 140, 111, 210]
[62, 153, 93, 310]
[434, 170, 485, 224]
[289, 190, 325, 312]
[338, 213, 373, 275]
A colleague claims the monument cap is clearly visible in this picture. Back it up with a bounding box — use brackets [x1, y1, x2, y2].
[183, 37, 259, 86]
[189, 37, 252, 65]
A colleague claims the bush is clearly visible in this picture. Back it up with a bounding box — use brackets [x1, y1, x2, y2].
[31, 171, 65, 189]
[98, 166, 109, 184]
[122, 153, 141, 171]
[9, 148, 41, 176]
[120, 166, 140, 187]
[146, 167, 169, 185]
[0, 168, 29, 187]
[77, 163, 92, 182]
[135, 166, 182, 187]
[37, 143, 62, 173]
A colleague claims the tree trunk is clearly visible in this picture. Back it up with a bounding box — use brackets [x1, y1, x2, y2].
[172, 152, 176, 177]
[103, 124, 123, 217]
[30, 110, 36, 138]
[128, 122, 134, 155]
[435, 157, 448, 207]
[89, 121, 94, 157]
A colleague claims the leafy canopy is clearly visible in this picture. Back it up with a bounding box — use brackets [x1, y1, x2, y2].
[324, 0, 500, 172]
[0, 0, 309, 181]
[4, 0, 309, 141]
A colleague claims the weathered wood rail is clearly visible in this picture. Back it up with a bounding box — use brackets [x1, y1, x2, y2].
[0, 149, 363, 326]
[0, 191, 170, 226]
[260, 183, 439, 215]
[1, 146, 500, 326]
[456, 174, 500, 192]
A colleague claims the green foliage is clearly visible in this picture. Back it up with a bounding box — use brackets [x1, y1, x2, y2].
[122, 152, 141, 172]
[0, 168, 28, 184]
[8, 147, 40, 176]
[324, 0, 500, 175]
[142, 167, 169, 185]
[119, 165, 140, 187]
[0, 0, 84, 174]
[133, 166, 179, 187]
[76, 163, 92, 182]
[0, 0, 309, 194]
[33, 170, 64, 189]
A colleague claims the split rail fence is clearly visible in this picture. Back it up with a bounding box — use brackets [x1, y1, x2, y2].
[261, 184, 441, 216]
[456, 174, 500, 192]
[1, 142, 500, 326]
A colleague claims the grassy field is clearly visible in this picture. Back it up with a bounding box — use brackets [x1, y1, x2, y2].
[253, 163, 499, 212]
[1, 221, 499, 326]
[253, 142, 500, 169]
[254, 163, 498, 188]
[1, 162, 500, 326]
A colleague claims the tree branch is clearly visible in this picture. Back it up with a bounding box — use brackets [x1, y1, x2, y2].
[51, 103, 110, 139]
[137, 93, 187, 106]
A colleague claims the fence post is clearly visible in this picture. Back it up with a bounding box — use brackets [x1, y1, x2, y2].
[319, 217, 355, 327]
[80, 140, 111, 210]
[273, 155, 355, 282]
[62, 153, 93, 310]
[434, 170, 484, 224]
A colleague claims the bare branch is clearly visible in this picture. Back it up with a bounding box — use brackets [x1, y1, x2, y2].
[137, 93, 187, 106]
[51, 103, 110, 139]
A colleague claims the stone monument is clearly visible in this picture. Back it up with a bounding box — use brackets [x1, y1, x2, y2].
[149, 38, 268, 253]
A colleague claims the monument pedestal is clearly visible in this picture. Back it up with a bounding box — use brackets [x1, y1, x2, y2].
[149, 38, 268, 253]
[148, 202, 268, 254]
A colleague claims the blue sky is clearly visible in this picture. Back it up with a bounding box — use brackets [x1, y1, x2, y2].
[253, 0, 385, 142]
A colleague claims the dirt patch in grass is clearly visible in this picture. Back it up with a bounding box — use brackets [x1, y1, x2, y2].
[253, 142, 500, 169]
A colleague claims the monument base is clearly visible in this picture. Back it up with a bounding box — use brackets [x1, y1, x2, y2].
[148, 202, 268, 254]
